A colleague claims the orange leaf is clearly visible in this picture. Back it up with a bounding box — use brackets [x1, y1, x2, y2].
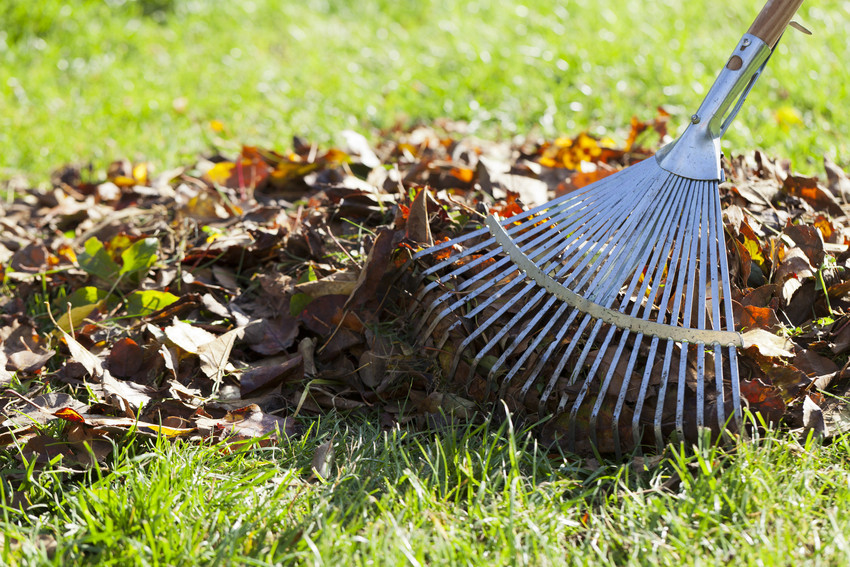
[450, 167, 474, 183]
[53, 407, 86, 423]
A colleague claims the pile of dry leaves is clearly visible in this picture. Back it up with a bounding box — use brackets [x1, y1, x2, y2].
[1, 116, 849, 466]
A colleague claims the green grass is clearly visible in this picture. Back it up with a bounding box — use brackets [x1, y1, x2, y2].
[1, 0, 847, 181]
[4, 1, 850, 564]
[3, 412, 850, 565]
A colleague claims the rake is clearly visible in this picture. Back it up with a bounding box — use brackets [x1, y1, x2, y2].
[409, 0, 805, 455]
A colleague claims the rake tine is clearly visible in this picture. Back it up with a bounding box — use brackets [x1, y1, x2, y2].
[426, 202, 619, 349]
[444, 199, 619, 375]
[674, 181, 707, 444]
[427, 165, 665, 371]
[588, 173, 694, 452]
[627, 177, 699, 449]
[712, 186, 741, 433]
[488, 170, 669, 378]
[567, 171, 693, 449]
[416, 181, 635, 337]
[650, 178, 701, 450]
[535, 172, 675, 407]
[695, 181, 711, 430]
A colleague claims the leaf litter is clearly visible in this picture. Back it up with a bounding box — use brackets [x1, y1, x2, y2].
[2, 115, 850, 466]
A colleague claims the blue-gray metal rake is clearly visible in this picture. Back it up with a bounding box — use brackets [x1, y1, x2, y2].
[410, 0, 804, 455]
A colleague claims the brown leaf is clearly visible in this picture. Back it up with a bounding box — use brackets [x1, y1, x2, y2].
[240, 355, 303, 398]
[802, 395, 827, 437]
[824, 156, 850, 202]
[792, 348, 839, 378]
[311, 437, 336, 480]
[7, 349, 54, 373]
[107, 338, 144, 378]
[740, 378, 785, 423]
[294, 272, 358, 298]
[164, 319, 217, 353]
[831, 318, 850, 355]
[344, 228, 397, 312]
[767, 366, 812, 400]
[299, 295, 363, 336]
[733, 302, 780, 332]
[242, 317, 300, 355]
[741, 329, 793, 359]
[727, 235, 751, 287]
[782, 280, 822, 327]
[60, 330, 104, 379]
[741, 284, 780, 308]
[0, 350, 11, 385]
[200, 404, 297, 446]
[22, 434, 109, 469]
[319, 328, 363, 361]
[197, 327, 244, 386]
[783, 224, 825, 268]
[729, 179, 780, 208]
[52, 407, 86, 423]
[405, 188, 433, 245]
[99, 372, 155, 412]
[782, 175, 843, 216]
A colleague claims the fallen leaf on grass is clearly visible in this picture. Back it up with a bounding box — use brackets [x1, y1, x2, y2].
[197, 327, 245, 387]
[196, 404, 296, 447]
[107, 337, 144, 378]
[802, 394, 827, 438]
[242, 317, 300, 355]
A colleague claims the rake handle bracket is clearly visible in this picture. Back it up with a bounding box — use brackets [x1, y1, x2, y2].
[485, 216, 744, 348]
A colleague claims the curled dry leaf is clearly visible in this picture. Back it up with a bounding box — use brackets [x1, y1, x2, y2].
[741, 329, 794, 359]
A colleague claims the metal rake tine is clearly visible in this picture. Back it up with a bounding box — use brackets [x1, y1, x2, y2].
[522, 171, 673, 403]
[423, 168, 654, 361]
[416, 169, 629, 270]
[648, 178, 701, 449]
[566, 171, 693, 448]
[471, 285, 551, 379]
[694, 180, 713, 430]
[417, 182, 622, 316]
[534, 171, 675, 407]
[671, 181, 708, 444]
[486, 172, 675, 379]
[624, 176, 700, 449]
[709, 185, 738, 432]
[560, 169, 669, 297]
[446, 277, 549, 379]
[412, 226, 489, 262]
[713, 185, 742, 431]
[412, 177, 622, 264]
[420, 200, 617, 343]
[585, 173, 694, 449]
[414, 254, 514, 338]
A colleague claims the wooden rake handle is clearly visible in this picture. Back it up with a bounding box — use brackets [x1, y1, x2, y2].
[748, 0, 805, 48]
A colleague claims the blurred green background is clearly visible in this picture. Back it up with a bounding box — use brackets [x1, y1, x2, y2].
[1, 0, 846, 181]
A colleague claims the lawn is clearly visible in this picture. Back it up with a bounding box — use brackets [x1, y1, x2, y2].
[1, 0, 847, 180]
[4, 413, 850, 565]
[3, 0, 850, 565]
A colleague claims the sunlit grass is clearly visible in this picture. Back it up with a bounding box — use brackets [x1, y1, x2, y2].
[1, 0, 846, 182]
[3, 412, 850, 565]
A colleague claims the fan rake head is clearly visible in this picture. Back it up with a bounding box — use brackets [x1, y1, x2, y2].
[403, 0, 811, 454]
[408, 157, 743, 456]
